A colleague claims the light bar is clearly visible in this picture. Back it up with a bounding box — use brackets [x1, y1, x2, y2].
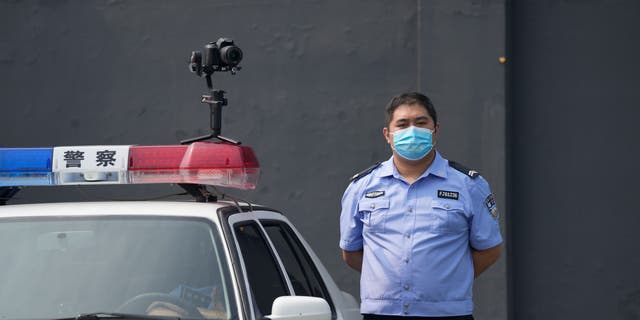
[0, 142, 259, 190]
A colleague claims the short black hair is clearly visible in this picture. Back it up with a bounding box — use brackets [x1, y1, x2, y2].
[385, 92, 437, 128]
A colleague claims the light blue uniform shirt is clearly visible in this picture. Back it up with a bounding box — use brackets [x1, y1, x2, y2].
[339, 152, 502, 317]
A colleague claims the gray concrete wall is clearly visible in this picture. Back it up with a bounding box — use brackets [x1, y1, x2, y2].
[0, 1, 506, 319]
[509, 1, 640, 319]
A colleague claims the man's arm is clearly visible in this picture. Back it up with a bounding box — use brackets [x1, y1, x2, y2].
[342, 249, 363, 272]
[472, 244, 501, 278]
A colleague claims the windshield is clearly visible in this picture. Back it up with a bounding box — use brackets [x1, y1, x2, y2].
[0, 216, 237, 320]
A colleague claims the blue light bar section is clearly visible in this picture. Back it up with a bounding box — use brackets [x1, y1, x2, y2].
[0, 148, 54, 186]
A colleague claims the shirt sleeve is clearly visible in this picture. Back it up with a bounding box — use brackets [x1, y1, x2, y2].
[468, 176, 503, 250]
[339, 180, 364, 251]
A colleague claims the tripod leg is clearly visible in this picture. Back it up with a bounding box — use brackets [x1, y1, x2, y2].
[216, 135, 241, 145]
[180, 133, 216, 145]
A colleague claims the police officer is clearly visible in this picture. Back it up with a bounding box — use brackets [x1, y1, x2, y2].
[339, 92, 502, 320]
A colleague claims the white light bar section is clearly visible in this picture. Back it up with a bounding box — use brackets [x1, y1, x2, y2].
[52, 146, 130, 184]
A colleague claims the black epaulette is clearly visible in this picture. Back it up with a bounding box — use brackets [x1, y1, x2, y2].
[449, 161, 480, 179]
[349, 162, 381, 182]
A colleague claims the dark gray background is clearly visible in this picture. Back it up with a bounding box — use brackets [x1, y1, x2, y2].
[5, 0, 638, 319]
[509, 0, 640, 319]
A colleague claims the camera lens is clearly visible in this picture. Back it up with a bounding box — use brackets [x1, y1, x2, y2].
[219, 46, 243, 66]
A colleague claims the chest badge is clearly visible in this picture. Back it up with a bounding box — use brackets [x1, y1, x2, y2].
[437, 190, 459, 200]
[365, 191, 385, 198]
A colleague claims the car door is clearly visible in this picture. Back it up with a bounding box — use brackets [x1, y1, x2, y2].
[259, 219, 336, 317]
[226, 210, 338, 320]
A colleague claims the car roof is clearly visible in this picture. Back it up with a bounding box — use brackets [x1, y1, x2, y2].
[0, 200, 249, 220]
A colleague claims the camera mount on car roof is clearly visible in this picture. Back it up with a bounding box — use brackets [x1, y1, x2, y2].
[183, 38, 243, 145]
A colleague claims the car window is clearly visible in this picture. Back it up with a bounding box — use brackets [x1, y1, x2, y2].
[233, 222, 288, 316]
[261, 220, 336, 318]
[0, 217, 235, 320]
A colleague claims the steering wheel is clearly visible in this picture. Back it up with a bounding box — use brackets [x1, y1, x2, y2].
[115, 292, 203, 318]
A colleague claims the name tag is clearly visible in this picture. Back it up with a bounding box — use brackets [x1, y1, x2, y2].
[437, 190, 459, 200]
[365, 191, 385, 198]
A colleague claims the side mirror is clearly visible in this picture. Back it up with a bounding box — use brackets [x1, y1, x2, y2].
[266, 296, 331, 320]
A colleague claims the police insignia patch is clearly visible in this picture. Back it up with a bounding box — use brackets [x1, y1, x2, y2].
[484, 194, 498, 219]
[365, 191, 385, 198]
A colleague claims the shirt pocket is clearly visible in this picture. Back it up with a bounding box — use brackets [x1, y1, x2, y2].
[430, 200, 469, 233]
[358, 198, 390, 233]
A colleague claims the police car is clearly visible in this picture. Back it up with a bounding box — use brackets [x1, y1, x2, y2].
[0, 142, 360, 320]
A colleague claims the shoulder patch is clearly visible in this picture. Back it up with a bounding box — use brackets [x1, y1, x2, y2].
[349, 162, 381, 182]
[449, 161, 480, 179]
[484, 193, 499, 219]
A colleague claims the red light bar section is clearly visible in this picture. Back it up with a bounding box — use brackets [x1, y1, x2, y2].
[128, 142, 260, 189]
[128, 145, 188, 170]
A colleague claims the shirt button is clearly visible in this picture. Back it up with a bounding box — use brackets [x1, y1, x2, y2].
[408, 207, 413, 213]
[404, 303, 409, 308]
[403, 258, 409, 263]
[404, 311, 409, 315]
[405, 233, 410, 238]
[445, 204, 450, 209]
[370, 204, 375, 209]
[403, 285, 410, 290]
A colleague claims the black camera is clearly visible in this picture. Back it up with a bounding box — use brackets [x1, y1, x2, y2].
[189, 38, 243, 76]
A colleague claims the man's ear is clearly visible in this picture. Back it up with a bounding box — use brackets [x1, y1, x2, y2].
[383, 127, 391, 145]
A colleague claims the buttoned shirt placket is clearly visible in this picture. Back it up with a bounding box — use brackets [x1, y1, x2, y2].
[392, 168, 420, 315]
[404, 181, 417, 315]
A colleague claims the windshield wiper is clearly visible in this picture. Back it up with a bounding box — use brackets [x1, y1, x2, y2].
[54, 312, 180, 320]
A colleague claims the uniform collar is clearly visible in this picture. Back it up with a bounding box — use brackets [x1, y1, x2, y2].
[377, 157, 395, 178]
[378, 151, 448, 180]
[425, 151, 448, 179]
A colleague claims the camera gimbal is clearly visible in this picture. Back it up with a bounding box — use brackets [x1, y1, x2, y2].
[181, 38, 243, 145]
